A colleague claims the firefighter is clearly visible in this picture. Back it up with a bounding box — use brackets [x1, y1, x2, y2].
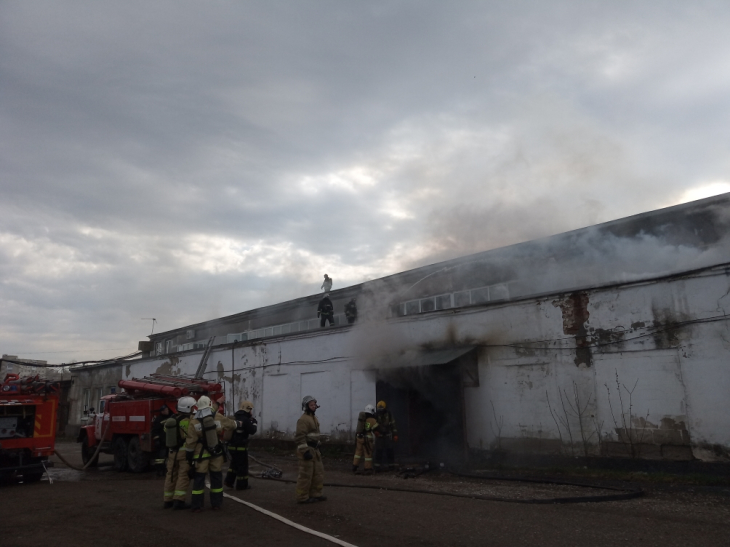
[295, 395, 326, 504]
[185, 395, 236, 512]
[224, 400, 257, 490]
[317, 293, 334, 327]
[344, 298, 357, 324]
[152, 403, 172, 476]
[321, 273, 333, 293]
[374, 400, 398, 471]
[352, 404, 378, 474]
[163, 396, 195, 510]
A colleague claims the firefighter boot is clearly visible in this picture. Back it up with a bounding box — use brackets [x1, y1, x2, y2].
[352, 464, 358, 473]
[173, 500, 191, 510]
[163, 501, 174, 509]
[191, 472, 206, 512]
[224, 470, 235, 488]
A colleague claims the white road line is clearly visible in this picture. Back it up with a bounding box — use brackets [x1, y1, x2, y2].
[206, 482, 358, 547]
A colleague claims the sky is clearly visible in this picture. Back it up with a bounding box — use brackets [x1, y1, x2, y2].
[2, 1, 730, 363]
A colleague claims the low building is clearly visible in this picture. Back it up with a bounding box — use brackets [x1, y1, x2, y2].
[67, 194, 730, 462]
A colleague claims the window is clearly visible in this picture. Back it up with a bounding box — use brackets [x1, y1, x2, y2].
[92, 387, 103, 413]
[471, 287, 490, 304]
[165, 340, 173, 354]
[454, 291, 471, 307]
[420, 298, 435, 312]
[435, 294, 452, 310]
[405, 300, 420, 315]
[490, 283, 510, 300]
[155, 342, 163, 356]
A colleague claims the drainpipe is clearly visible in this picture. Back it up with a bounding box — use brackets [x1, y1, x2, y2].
[231, 342, 236, 412]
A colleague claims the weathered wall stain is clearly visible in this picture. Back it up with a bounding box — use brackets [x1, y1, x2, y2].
[553, 291, 592, 367]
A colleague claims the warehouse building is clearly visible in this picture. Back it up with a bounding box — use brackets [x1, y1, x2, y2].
[67, 194, 730, 462]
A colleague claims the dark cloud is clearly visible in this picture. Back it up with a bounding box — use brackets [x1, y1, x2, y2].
[2, 1, 730, 360]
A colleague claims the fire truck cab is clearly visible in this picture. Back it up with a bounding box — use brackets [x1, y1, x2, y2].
[0, 374, 59, 483]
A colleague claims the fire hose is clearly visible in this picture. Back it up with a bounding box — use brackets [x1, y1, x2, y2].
[53, 418, 112, 472]
[248, 454, 643, 505]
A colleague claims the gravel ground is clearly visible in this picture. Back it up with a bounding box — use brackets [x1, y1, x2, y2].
[0, 442, 728, 547]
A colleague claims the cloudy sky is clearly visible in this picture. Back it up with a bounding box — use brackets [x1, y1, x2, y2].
[2, 1, 729, 363]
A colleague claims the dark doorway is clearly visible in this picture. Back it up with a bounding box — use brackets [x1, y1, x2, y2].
[376, 363, 466, 464]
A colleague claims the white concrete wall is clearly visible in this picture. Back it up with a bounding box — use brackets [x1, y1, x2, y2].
[117, 265, 730, 461]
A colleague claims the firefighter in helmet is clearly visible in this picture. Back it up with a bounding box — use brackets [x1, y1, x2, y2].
[344, 298, 357, 324]
[352, 404, 378, 474]
[163, 396, 195, 510]
[295, 395, 326, 504]
[152, 402, 173, 476]
[185, 395, 236, 512]
[317, 294, 335, 327]
[373, 400, 398, 471]
[224, 400, 257, 490]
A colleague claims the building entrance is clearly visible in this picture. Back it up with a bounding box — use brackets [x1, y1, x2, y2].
[376, 358, 471, 464]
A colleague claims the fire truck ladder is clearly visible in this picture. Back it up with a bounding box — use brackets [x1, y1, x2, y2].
[194, 336, 216, 379]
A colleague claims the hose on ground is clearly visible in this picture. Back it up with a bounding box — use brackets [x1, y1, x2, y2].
[249, 453, 283, 474]
[248, 459, 643, 504]
[53, 419, 112, 472]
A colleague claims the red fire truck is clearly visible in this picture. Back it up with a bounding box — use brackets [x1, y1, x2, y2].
[0, 374, 60, 483]
[77, 375, 224, 472]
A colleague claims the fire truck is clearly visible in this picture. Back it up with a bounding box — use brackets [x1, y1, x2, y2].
[77, 375, 224, 472]
[0, 373, 60, 483]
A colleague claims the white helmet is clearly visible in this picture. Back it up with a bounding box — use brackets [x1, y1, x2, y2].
[177, 396, 196, 414]
[196, 395, 212, 411]
[302, 395, 317, 411]
[364, 404, 376, 415]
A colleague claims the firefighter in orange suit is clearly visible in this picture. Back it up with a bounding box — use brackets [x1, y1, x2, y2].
[185, 395, 236, 512]
[163, 396, 195, 510]
[295, 395, 326, 504]
[352, 404, 378, 474]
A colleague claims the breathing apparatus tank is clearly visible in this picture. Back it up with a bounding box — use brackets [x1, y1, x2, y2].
[164, 417, 179, 448]
[195, 396, 222, 454]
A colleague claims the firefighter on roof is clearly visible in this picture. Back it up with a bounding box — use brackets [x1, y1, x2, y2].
[317, 293, 335, 327]
[163, 396, 195, 510]
[374, 400, 398, 471]
[185, 395, 236, 512]
[344, 298, 358, 324]
[295, 395, 326, 504]
[224, 400, 257, 490]
[352, 404, 378, 474]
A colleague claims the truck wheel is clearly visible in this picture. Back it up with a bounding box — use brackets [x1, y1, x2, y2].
[113, 437, 129, 472]
[81, 436, 99, 467]
[127, 436, 149, 473]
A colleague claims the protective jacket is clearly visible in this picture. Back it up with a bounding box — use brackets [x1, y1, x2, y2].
[317, 297, 334, 318]
[375, 410, 397, 437]
[163, 413, 191, 504]
[225, 410, 257, 490]
[295, 410, 325, 502]
[344, 300, 357, 322]
[230, 410, 258, 447]
[185, 411, 236, 462]
[151, 412, 169, 449]
[185, 411, 235, 511]
[295, 412, 321, 454]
